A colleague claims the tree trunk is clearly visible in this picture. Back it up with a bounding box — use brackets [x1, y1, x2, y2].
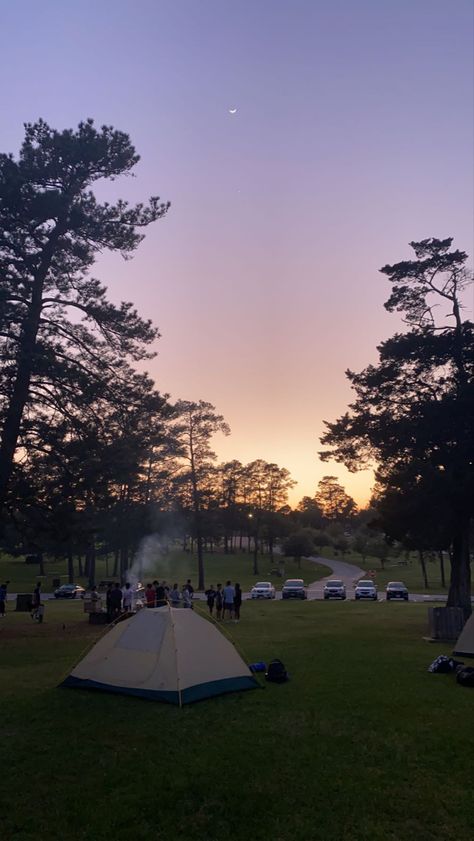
[87, 544, 96, 588]
[447, 519, 471, 614]
[419, 550, 429, 589]
[253, 532, 259, 575]
[78, 555, 84, 577]
[67, 548, 74, 584]
[438, 550, 446, 589]
[196, 533, 204, 590]
[112, 549, 119, 578]
[38, 554, 45, 577]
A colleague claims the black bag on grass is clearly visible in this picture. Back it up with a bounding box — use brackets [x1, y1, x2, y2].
[456, 667, 474, 687]
[265, 659, 289, 683]
[428, 655, 463, 674]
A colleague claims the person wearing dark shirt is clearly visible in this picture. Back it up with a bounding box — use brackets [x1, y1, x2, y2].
[215, 584, 223, 620]
[205, 585, 217, 616]
[106, 583, 113, 620]
[0, 582, 7, 617]
[155, 583, 167, 607]
[234, 583, 242, 622]
[110, 583, 122, 619]
[186, 579, 194, 596]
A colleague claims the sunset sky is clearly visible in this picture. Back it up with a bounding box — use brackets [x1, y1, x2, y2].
[1, 0, 473, 506]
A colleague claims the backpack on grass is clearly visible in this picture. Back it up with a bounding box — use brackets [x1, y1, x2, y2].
[456, 667, 474, 687]
[265, 659, 289, 683]
[428, 655, 463, 674]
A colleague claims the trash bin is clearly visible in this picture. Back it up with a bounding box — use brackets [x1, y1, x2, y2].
[84, 598, 103, 614]
[16, 593, 32, 612]
[428, 606, 468, 640]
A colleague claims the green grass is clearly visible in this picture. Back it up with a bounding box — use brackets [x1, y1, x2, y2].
[0, 599, 472, 840]
[317, 545, 458, 593]
[0, 550, 331, 593]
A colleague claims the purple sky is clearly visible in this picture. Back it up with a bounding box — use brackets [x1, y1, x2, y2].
[2, 0, 473, 505]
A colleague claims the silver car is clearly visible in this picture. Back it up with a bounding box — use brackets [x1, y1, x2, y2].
[354, 580, 378, 601]
[323, 579, 346, 600]
[250, 581, 276, 599]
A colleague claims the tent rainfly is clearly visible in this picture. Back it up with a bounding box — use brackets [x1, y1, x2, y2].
[453, 613, 474, 658]
[61, 605, 258, 705]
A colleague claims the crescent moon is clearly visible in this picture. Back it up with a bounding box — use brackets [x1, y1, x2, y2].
[228, 108, 237, 114]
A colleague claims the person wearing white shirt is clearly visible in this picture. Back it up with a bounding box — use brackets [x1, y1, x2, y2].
[123, 582, 133, 612]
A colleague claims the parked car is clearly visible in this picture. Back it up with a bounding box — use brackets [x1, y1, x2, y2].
[250, 582, 276, 599]
[282, 579, 307, 600]
[323, 579, 346, 600]
[54, 583, 86, 599]
[386, 581, 409, 601]
[354, 580, 378, 601]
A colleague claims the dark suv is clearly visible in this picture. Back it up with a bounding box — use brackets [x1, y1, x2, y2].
[282, 579, 307, 600]
[386, 581, 409, 601]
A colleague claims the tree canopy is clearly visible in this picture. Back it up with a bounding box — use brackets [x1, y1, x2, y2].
[320, 238, 474, 610]
[0, 119, 169, 511]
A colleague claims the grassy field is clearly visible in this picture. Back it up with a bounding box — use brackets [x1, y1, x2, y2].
[0, 550, 331, 593]
[317, 545, 458, 594]
[1, 599, 473, 841]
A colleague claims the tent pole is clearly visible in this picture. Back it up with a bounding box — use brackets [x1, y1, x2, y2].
[169, 603, 182, 708]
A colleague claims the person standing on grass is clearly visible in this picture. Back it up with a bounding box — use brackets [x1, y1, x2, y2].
[234, 583, 242, 622]
[110, 583, 122, 619]
[223, 580, 235, 620]
[215, 584, 223, 620]
[122, 582, 133, 613]
[170, 583, 181, 607]
[31, 581, 41, 616]
[182, 584, 193, 609]
[106, 583, 113, 620]
[145, 583, 156, 608]
[0, 582, 7, 617]
[186, 579, 194, 598]
[155, 581, 167, 607]
[205, 585, 217, 616]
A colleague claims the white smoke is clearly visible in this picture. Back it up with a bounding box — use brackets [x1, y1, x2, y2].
[126, 534, 174, 590]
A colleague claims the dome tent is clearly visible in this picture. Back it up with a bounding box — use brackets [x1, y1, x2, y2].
[61, 605, 258, 705]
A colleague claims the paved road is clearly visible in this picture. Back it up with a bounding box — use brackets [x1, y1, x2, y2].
[306, 555, 365, 600]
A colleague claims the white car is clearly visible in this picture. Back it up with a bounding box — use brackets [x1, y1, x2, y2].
[323, 579, 346, 600]
[355, 580, 378, 601]
[250, 582, 276, 599]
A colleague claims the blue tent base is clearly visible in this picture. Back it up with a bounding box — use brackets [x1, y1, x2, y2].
[61, 674, 258, 705]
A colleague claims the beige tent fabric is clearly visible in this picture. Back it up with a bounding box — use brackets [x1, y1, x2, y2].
[453, 614, 474, 657]
[63, 605, 257, 704]
[173, 607, 254, 689]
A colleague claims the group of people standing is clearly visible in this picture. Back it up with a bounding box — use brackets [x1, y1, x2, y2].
[104, 582, 134, 620]
[145, 579, 194, 609]
[205, 581, 242, 622]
